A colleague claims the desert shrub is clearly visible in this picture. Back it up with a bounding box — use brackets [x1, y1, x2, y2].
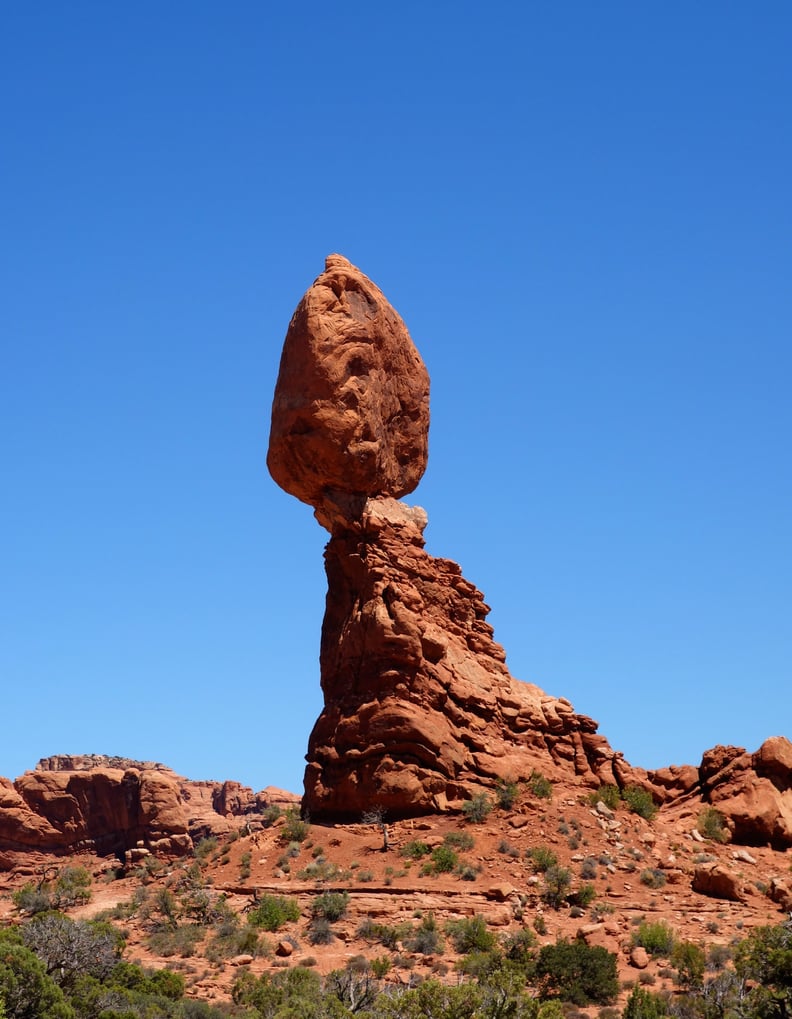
[640, 868, 666, 889]
[496, 779, 521, 810]
[542, 866, 572, 909]
[238, 851, 251, 880]
[632, 921, 675, 957]
[404, 913, 444, 955]
[707, 943, 732, 971]
[456, 863, 478, 881]
[444, 831, 475, 850]
[622, 986, 669, 1019]
[148, 924, 204, 957]
[0, 931, 75, 1019]
[580, 857, 598, 880]
[370, 956, 391, 979]
[529, 771, 554, 799]
[307, 917, 335, 945]
[280, 807, 310, 844]
[445, 915, 495, 954]
[421, 845, 458, 875]
[356, 869, 374, 882]
[590, 784, 621, 810]
[11, 884, 52, 915]
[498, 838, 520, 858]
[527, 845, 558, 873]
[535, 939, 619, 1005]
[697, 808, 730, 844]
[194, 836, 218, 862]
[356, 919, 407, 949]
[311, 891, 348, 922]
[671, 940, 706, 988]
[262, 804, 282, 826]
[503, 927, 536, 965]
[297, 858, 342, 881]
[570, 883, 596, 908]
[622, 786, 657, 821]
[462, 792, 493, 823]
[206, 920, 262, 962]
[400, 840, 431, 860]
[22, 914, 121, 987]
[248, 894, 300, 932]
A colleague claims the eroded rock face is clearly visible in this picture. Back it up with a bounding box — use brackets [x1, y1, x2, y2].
[267, 254, 430, 532]
[302, 496, 626, 818]
[0, 755, 298, 861]
[699, 738, 792, 848]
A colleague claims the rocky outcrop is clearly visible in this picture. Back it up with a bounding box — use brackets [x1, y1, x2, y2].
[698, 737, 792, 848]
[0, 756, 298, 863]
[267, 254, 430, 533]
[268, 256, 629, 820]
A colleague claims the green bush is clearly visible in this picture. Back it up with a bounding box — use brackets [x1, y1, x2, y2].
[527, 845, 558, 873]
[462, 793, 493, 823]
[640, 868, 666, 889]
[622, 986, 669, 1019]
[569, 882, 596, 908]
[697, 807, 729, 844]
[632, 921, 675, 957]
[671, 940, 706, 988]
[535, 939, 619, 1005]
[311, 891, 348, 922]
[542, 865, 572, 909]
[404, 913, 444, 955]
[400, 840, 431, 860]
[529, 770, 554, 799]
[444, 831, 475, 850]
[147, 925, 204, 958]
[248, 894, 300, 932]
[623, 785, 657, 820]
[590, 784, 622, 810]
[495, 779, 521, 809]
[280, 807, 310, 844]
[307, 917, 335, 945]
[445, 915, 496, 954]
[421, 845, 458, 875]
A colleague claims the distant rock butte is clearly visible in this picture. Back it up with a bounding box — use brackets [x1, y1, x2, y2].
[0, 755, 298, 864]
[267, 255, 792, 833]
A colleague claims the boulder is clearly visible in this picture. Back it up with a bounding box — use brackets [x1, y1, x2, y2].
[692, 862, 744, 901]
[267, 254, 430, 532]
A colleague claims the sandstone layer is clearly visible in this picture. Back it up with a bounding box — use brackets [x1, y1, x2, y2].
[303, 496, 627, 818]
[0, 755, 297, 863]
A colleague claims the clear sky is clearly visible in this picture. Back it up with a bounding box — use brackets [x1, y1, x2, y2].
[2, 4, 790, 794]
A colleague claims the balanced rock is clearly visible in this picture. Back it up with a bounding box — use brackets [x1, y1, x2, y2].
[268, 257, 630, 819]
[268, 254, 430, 532]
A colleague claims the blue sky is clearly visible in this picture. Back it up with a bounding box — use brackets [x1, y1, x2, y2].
[2, 4, 790, 793]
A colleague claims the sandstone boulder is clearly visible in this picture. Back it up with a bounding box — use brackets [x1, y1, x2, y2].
[692, 862, 744, 901]
[698, 738, 792, 848]
[267, 254, 430, 532]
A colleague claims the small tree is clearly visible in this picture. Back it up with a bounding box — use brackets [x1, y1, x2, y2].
[542, 866, 572, 909]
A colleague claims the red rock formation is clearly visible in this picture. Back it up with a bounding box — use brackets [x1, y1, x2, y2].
[698, 737, 792, 848]
[268, 255, 792, 827]
[267, 254, 430, 532]
[0, 756, 298, 862]
[302, 496, 625, 818]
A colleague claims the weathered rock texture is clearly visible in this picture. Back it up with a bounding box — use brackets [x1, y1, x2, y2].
[697, 737, 792, 848]
[268, 254, 430, 533]
[0, 755, 297, 863]
[268, 255, 792, 828]
[303, 496, 627, 818]
[268, 257, 632, 818]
